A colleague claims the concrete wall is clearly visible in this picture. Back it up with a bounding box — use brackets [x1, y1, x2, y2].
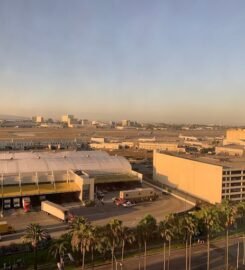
[153, 151, 223, 204]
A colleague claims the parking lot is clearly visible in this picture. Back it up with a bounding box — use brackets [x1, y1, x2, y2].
[69, 191, 192, 227]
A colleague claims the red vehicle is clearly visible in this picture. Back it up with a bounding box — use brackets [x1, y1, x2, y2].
[114, 198, 126, 206]
[22, 197, 31, 213]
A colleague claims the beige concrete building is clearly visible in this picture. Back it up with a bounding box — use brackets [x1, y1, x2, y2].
[138, 142, 185, 152]
[215, 145, 244, 157]
[224, 129, 245, 146]
[90, 142, 121, 150]
[153, 151, 245, 204]
[61, 115, 74, 123]
[32, 116, 44, 123]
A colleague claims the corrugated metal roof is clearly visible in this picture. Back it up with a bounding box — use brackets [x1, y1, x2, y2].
[0, 151, 131, 174]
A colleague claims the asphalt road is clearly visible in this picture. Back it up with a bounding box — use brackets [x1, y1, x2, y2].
[0, 193, 192, 246]
[95, 237, 245, 270]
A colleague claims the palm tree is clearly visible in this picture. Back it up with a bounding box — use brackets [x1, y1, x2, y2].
[218, 200, 237, 270]
[159, 214, 175, 270]
[194, 205, 220, 270]
[120, 226, 135, 263]
[86, 225, 99, 270]
[137, 214, 157, 270]
[105, 219, 123, 270]
[49, 233, 71, 267]
[179, 214, 197, 270]
[71, 220, 91, 269]
[236, 201, 245, 264]
[70, 216, 88, 232]
[22, 223, 48, 270]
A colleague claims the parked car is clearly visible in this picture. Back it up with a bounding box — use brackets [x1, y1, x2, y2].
[122, 201, 136, 208]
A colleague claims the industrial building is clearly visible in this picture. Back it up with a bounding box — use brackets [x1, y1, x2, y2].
[224, 129, 245, 146]
[0, 139, 87, 151]
[138, 142, 185, 152]
[153, 151, 245, 204]
[0, 151, 142, 209]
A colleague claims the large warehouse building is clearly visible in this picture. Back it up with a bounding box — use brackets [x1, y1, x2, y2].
[0, 151, 142, 208]
[153, 150, 245, 204]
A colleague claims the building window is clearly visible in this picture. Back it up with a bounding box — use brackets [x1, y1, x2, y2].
[231, 170, 242, 175]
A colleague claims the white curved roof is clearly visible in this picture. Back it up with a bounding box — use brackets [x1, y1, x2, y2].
[0, 151, 131, 174]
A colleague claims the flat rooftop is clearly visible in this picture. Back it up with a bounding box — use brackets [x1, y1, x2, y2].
[157, 151, 245, 169]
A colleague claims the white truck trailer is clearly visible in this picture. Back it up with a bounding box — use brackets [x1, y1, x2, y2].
[119, 188, 158, 202]
[41, 201, 71, 222]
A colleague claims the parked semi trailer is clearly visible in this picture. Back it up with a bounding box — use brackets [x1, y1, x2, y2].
[119, 188, 158, 202]
[41, 201, 72, 222]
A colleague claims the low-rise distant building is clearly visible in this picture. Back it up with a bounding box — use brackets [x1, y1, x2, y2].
[215, 145, 244, 157]
[91, 137, 106, 144]
[223, 129, 245, 146]
[32, 116, 44, 123]
[90, 142, 121, 150]
[138, 142, 185, 152]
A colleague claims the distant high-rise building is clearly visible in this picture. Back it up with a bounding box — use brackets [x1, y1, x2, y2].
[32, 116, 44, 123]
[121, 119, 131, 127]
[61, 115, 74, 123]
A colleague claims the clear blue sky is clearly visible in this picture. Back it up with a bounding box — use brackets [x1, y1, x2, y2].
[0, 0, 245, 124]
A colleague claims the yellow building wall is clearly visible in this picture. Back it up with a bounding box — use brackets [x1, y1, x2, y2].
[153, 151, 223, 204]
[226, 129, 245, 141]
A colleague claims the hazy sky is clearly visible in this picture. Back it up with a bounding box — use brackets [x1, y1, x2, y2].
[0, 0, 245, 124]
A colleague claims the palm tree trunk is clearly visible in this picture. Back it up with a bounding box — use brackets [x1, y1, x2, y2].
[226, 229, 229, 270]
[138, 244, 141, 270]
[34, 246, 37, 270]
[243, 235, 245, 265]
[82, 247, 86, 270]
[122, 239, 125, 262]
[163, 242, 166, 270]
[91, 247, 94, 270]
[207, 233, 210, 270]
[112, 240, 115, 270]
[144, 240, 147, 270]
[236, 241, 240, 270]
[188, 235, 192, 270]
[167, 239, 171, 270]
[185, 239, 188, 270]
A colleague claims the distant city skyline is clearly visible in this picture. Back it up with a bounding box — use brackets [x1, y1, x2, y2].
[1, 1, 245, 124]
